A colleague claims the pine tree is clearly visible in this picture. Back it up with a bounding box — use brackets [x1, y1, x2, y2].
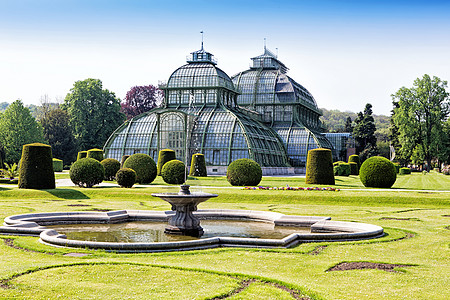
[353, 103, 378, 162]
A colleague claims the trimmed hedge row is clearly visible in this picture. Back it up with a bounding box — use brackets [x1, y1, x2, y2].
[399, 167, 411, 175]
[333, 161, 350, 176]
[52, 158, 63, 172]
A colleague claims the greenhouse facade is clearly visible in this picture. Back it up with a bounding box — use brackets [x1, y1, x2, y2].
[104, 45, 335, 174]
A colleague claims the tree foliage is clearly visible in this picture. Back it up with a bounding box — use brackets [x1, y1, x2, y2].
[40, 108, 78, 164]
[0, 100, 46, 163]
[62, 79, 125, 151]
[121, 85, 163, 119]
[391, 74, 449, 170]
[353, 103, 378, 162]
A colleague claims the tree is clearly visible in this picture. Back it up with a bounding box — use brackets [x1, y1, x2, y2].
[391, 74, 449, 171]
[353, 103, 378, 162]
[0, 100, 46, 163]
[40, 108, 78, 165]
[121, 85, 163, 119]
[344, 116, 353, 133]
[62, 79, 125, 151]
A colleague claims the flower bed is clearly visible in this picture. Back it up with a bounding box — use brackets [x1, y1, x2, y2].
[243, 186, 340, 191]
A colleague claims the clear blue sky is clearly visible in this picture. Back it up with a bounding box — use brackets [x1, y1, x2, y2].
[1, 0, 449, 115]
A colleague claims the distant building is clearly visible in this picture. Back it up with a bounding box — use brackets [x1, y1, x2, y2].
[323, 133, 355, 162]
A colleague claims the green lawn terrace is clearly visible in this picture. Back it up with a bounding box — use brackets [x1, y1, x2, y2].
[0, 172, 449, 299]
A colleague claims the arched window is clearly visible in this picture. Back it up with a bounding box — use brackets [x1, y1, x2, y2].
[159, 112, 185, 160]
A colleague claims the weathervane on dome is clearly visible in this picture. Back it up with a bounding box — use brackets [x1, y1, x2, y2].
[200, 31, 204, 50]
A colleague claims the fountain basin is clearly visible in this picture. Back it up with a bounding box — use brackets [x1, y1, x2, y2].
[0, 210, 384, 252]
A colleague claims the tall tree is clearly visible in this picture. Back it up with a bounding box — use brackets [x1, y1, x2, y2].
[0, 100, 46, 163]
[353, 103, 378, 162]
[62, 79, 125, 151]
[391, 74, 449, 171]
[121, 85, 163, 119]
[40, 108, 78, 165]
[344, 116, 353, 133]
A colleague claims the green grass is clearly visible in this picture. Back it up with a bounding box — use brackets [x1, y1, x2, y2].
[0, 173, 449, 299]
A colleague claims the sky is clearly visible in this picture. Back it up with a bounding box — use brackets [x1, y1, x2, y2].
[1, 0, 449, 115]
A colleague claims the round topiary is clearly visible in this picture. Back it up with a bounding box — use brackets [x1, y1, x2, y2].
[122, 153, 157, 184]
[101, 158, 121, 181]
[77, 151, 87, 160]
[349, 162, 358, 175]
[227, 158, 262, 186]
[18, 143, 56, 189]
[87, 149, 104, 161]
[305, 148, 335, 185]
[161, 160, 186, 184]
[157, 149, 176, 176]
[116, 168, 136, 188]
[69, 158, 105, 188]
[120, 155, 130, 167]
[359, 156, 397, 188]
[52, 158, 63, 172]
[399, 167, 411, 175]
[348, 154, 360, 168]
[189, 153, 207, 177]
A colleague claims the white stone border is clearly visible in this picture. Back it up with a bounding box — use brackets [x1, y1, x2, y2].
[1, 210, 384, 252]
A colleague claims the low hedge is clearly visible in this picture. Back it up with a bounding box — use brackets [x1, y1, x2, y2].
[333, 161, 351, 176]
[52, 158, 63, 172]
[87, 149, 104, 161]
[399, 167, 411, 175]
[77, 151, 87, 160]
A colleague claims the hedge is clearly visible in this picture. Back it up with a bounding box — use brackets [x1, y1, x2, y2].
[18, 143, 55, 189]
[399, 167, 411, 175]
[52, 158, 63, 172]
[305, 148, 335, 185]
[157, 149, 176, 176]
[87, 149, 104, 161]
[189, 153, 207, 177]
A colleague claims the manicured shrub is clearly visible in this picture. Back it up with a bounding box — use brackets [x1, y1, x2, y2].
[333, 161, 351, 176]
[349, 162, 358, 175]
[77, 151, 87, 160]
[305, 148, 335, 185]
[393, 163, 401, 174]
[359, 156, 397, 188]
[101, 158, 121, 181]
[116, 168, 136, 188]
[52, 158, 63, 172]
[189, 153, 207, 177]
[123, 153, 157, 184]
[399, 167, 411, 175]
[348, 154, 360, 168]
[69, 158, 104, 188]
[87, 148, 104, 161]
[18, 143, 55, 189]
[120, 155, 130, 167]
[227, 158, 262, 186]
[161, 160, 186, 184]
[157, 149, 176, 176]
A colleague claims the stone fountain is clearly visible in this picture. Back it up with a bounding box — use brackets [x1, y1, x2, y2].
[151, 185, 217, 236]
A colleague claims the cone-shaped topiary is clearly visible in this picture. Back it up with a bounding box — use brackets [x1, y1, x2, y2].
[87, 148, 104, 161]
[77, 151, 87, 160]
[227, 158, 262, 186]
[120, 155, 130, 167]
[349, 162, 358, 175]
[101, 158, 121, 181]
[399, 167, 411, 175]
[359, 156, 397, 188]
[69, 158, 105, 188]
[189, 153, 207, 177]
[52, 158, 63, 172]
[161, 160, 186, 184]
[157, 149, 176, 176]
[19, 143, 55, 189]
[305, 148, 335, 185]
[123, 153, 157, 184]
[116, 168, 136, 188]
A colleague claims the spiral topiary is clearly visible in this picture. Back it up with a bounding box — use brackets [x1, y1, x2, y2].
[122, 153, 157, 184]
[305, 148, 335, 185]
[116, 168, 136, 188]
[120, 155, 130, 167]
[399, 167, 411, 175]
[349, 162, 358, 175]
[227, 158, 262, 186]
[189, 153, 207, 177]
[87, 148, 104, 161]
[18, 143, 55, 189]
[52, 158, 63, 172]
[359, 156, 397, 188]
[157, 149, 176, 176]
[161, 160, 186, 184]
[101, 158, 121, 181]
[69, 158, 104, 188]
[77, 151, 87, 160]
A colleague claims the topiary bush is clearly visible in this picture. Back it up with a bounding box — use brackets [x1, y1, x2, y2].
[52, 158, 63, 172]
[393, 163, 401, 174]
[116, 168, 136, 188]
[189, 153, 207, 177]
[399, 167, 411, 175]
[348, 154, 360, 167]
[349, 162, 358, 175]
[333, 161, 351, 176]
[87, 148, 104, 161]
[157, 149, 176, 176]
[305, 148, 335, 185]
[161, 160, 186, 184]
[77, 151, 87, 160]
[69, 158, 104, 188]
[123, 153, 157, 184]
[18, 143, 55, 189]
[359, 156, 397, 188]
[120, 155, 130, 167]
[227, 158, 262, 186]
[101, 158, 121, 181]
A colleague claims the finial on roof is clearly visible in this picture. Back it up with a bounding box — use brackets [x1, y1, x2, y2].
[276, 48, 278, 58]
[264, 38, 266, 51]
[200, 31, 204, 50]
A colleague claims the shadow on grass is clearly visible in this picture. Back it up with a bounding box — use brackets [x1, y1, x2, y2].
[45, 189, 90, 200]
[0, 187, 12, 191]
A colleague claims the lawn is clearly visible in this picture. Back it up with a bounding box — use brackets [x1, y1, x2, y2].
[0, 172, 449, 299]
